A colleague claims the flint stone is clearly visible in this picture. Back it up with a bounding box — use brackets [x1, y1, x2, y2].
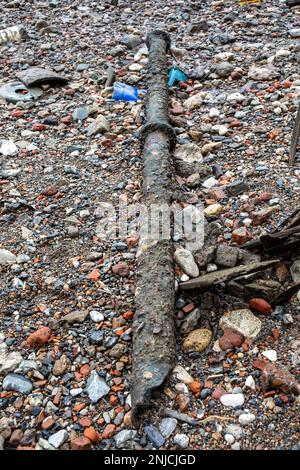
[86, 370, 109, 403]
[0, 249, 17, 266]
[86, 115, 110, 136]
[159, 418, 177, 438]
[48, 430, 68, 448]
[175, 248, 199, 278]
[114, 429, 137, 448]
[16, 67, 68, 87]
[180, 308, 201, 335]
[144, 425, 165, 448]
[3, 373, 33, 394]
[220, 393, 245, 408]
[0, 351, 23, 374]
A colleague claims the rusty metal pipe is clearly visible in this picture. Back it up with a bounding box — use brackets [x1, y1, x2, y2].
[131, 30, 177, 425]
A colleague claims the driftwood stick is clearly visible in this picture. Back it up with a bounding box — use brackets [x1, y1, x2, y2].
[289, 101, 300, 165]
[179, 259, 279, 290]
[131, 31, 177, 425]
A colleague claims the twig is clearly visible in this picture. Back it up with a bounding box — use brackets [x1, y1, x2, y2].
[289, 102, 300, 165]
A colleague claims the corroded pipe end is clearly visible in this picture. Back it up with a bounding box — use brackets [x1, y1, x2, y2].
[146, 30, 171, 52]
[131, 361, 173, 426]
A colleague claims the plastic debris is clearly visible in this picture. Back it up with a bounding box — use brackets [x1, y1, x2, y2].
[0, 82, 42, 104]
[112, 81, 145, 101]
[0, 25, 27, 45]
[168, 67, 188, 87]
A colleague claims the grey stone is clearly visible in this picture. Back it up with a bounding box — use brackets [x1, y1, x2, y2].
[48, 430, 68, 448]
[144, 425, 165, 448]
[89, 311, 104, 323]
[114, 429, 137, 448]
[174, 143, 203, 176]
[16, 67, 67, 87]
[289, 29, 300, 38]
[290, 259, 300, 282]
[0, 351, 23, 374]
[85, 370, 109, 403]
[175, 248, 199, 278]
[3, 373, 33, 394]
[0, 249, 17, 266]
[120, 34, 142, 50]
[159, 418, 177, 438]
[238, 413, 256, 426]
[214, 244, 239, 268]
[72, 107, 88, 121]
[86, 115, 110, 136]
[215, 62, 234, 78]
[220, 393, 245, 408]
[180, 308, 201, 335]
[173, 433, 189, 448]
[226, 179, 249, 196]
[1, 169, 21, 178]
[225, 423, 243, 439]
[63, 310, 88, 324]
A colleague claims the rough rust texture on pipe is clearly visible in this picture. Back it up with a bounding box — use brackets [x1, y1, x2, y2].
[131, 31, 176, 425]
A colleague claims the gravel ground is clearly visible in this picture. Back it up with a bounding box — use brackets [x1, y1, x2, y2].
[0, 0, 300, 451]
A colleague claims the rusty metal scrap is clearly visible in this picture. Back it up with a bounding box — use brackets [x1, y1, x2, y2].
[131, 30, 177, 425]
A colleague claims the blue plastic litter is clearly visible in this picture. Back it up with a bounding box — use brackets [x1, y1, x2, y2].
[168, 67, 188, 87]
[112, 81, 144, 101]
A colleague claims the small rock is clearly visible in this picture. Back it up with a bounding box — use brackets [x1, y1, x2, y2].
[86, 115, 110, 136]
[0, 249, 17, 266]
[159, 418, 177, 438]
[86, 370, 110, 403]
[173, 433, 189, 448]
[48, 430, 68, 449]
[226, 92, 245, 103]
[232, 227, 251, 244]
[220, 393, 245, 408]
[63, 311, 88, 324]
[175, 248, 199, 278]
[52, 355, 70, 376]
[112, 262, 130, 277]
[184, 92, 205, 110]
[70, 436, 92, 451]
[0, 351, 23, 374]
[262, 350, 277, 362]
[16, 67, 67, 86]
[22, 326, 52, 348]
[204, 204, 222, 217]
[219, 328, 244, 351]
[73, 107, 88, 121]
[0, 140, 18, 156]
[224, 433, 235, 444]
[183, 328, 212, 353]
[249, 298, 272, 315]
[144, 425, 165, 448]
[172, 365, 194, 385]
[114, 429, 137, 448]
[89, 311, 104, 323]
[3, 373, 33, 394]
[220, 309, 262, 339]
[180, 308, 201, 335]
[239, 413, 255, 426]
[225, 424, 243, 439]
[245, 375, 256, 391]
[215, 62, 234, 78]
[226, 180, 249, 196]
